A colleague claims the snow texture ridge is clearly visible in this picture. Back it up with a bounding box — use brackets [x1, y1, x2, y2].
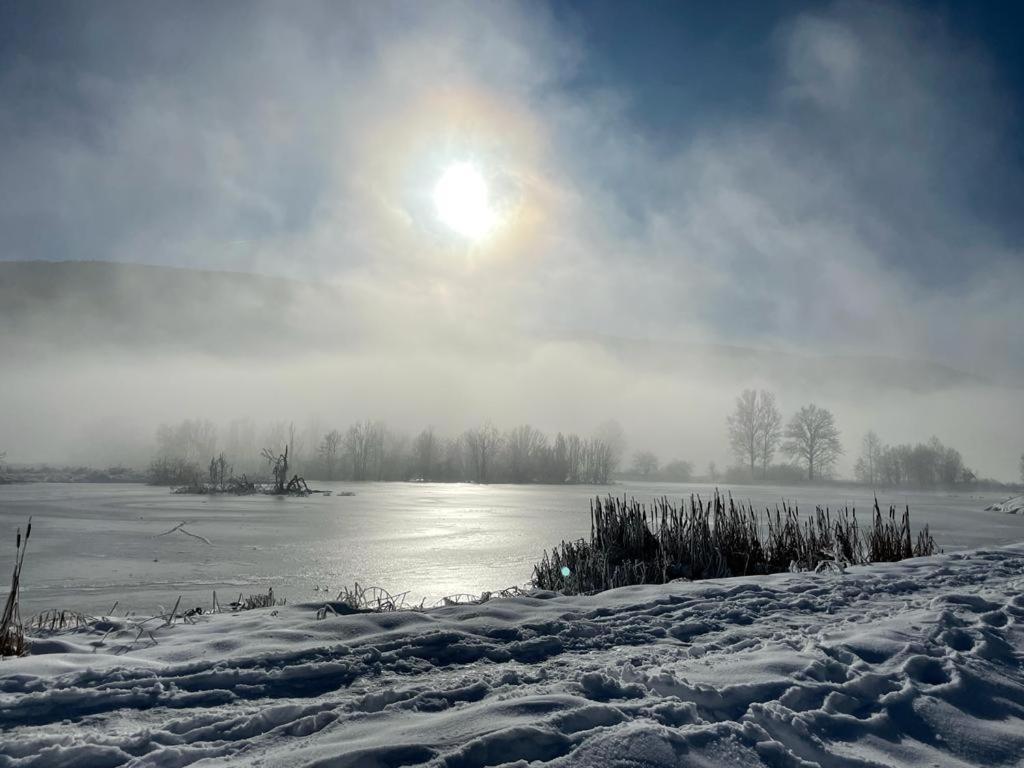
[1, 545, 1023, 767]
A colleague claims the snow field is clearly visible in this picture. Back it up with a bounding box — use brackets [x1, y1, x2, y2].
[0, 544, 1023, 766]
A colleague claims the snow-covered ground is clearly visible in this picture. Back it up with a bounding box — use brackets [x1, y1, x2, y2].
[986, 495, 1024, 515]
[2, 544, 1023, 767]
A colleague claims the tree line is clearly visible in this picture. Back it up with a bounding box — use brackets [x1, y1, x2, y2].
[853, 432, 975, 488]
[718, 389, 979, 488]
[148, 418, 627, 485]
[145, 402, 1011, 489]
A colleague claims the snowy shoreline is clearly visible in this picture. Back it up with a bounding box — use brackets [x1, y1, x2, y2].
[986, 494, 1024, 515]
[2, 544, 1023, 766]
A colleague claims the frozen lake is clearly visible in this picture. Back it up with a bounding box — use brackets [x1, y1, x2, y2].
[0, 481, 1020, 616]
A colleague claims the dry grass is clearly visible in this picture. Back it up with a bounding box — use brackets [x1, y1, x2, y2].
[533, 492, 937, 595]
[328, 583, 412, 614]
[10, 586, 286, 659]
[1, 519, 31, 658]
[27, 609, 94, 632]
[314, 583, 533, 619]
[226, 588, 283, 611]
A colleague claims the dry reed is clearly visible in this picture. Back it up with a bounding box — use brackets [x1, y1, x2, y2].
[228, 588, 282, 611]
[533, 492, 936, 595]
[1, 519, 31, 657]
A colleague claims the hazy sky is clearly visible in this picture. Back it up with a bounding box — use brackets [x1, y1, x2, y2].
[1, 1, 1022, 478]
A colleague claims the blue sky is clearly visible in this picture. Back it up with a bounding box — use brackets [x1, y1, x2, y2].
[571, 0, 1024, 248]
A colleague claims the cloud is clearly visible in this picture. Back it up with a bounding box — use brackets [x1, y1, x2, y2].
[0, 1, 1021, 478]
[557, 0, 1024, 374]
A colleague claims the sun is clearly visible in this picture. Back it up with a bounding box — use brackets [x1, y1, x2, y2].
[433, 162, 496, 240]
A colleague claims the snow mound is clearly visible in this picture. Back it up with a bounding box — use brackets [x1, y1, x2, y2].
[985, 494, 1024, 514]
[1, 546, 1024, 766]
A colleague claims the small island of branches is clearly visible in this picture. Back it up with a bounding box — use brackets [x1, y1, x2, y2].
[161, 446, 344, 497]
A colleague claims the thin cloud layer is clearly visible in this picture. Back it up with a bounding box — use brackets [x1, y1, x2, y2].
[0, 1, 1021, 478]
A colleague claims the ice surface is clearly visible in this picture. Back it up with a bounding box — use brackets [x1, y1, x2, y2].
[0, 482, 1019, 616]
[1, 544, 1023, 766]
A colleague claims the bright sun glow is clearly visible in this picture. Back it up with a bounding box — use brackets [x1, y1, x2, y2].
[433, 162, 496, 239]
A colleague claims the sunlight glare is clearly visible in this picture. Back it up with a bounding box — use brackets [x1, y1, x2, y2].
[433, 162, 496, 240]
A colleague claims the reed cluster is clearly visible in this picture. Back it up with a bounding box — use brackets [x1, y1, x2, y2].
[1, 520, 30, 657]
[228, 588, 282, 611]
[533, 493, 936, 595]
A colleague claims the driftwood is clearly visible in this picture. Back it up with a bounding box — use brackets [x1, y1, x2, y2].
[155, 522, 212, 545]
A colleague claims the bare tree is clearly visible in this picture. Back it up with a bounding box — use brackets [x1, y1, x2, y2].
[413, 427, 438, 481]
[463, 422, 500, 483]
[584, 437, 615, 484]
[783, 404, 843, 481]
[318, 430, 342, 480]
[727, 390, 760, 476]
[758, 392, 782, 478]
[631, 450, 659, 477]
[936, 441, 965, 486]
[728, 389, 781, 477]
[1020, 452, 1024, 483]
[594, 420, 627, 475]
[854, 431, 883, 485]
[344, 421, 372, 481]
[261, 445, 289, 493]
[565, 433, 584, 483]
[708, 461, 718, 482]
[208, 452, 230, 486]
[342, 420, 386, 480]
[549, 433, 570, 483]
[504, 425, 546, 483]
